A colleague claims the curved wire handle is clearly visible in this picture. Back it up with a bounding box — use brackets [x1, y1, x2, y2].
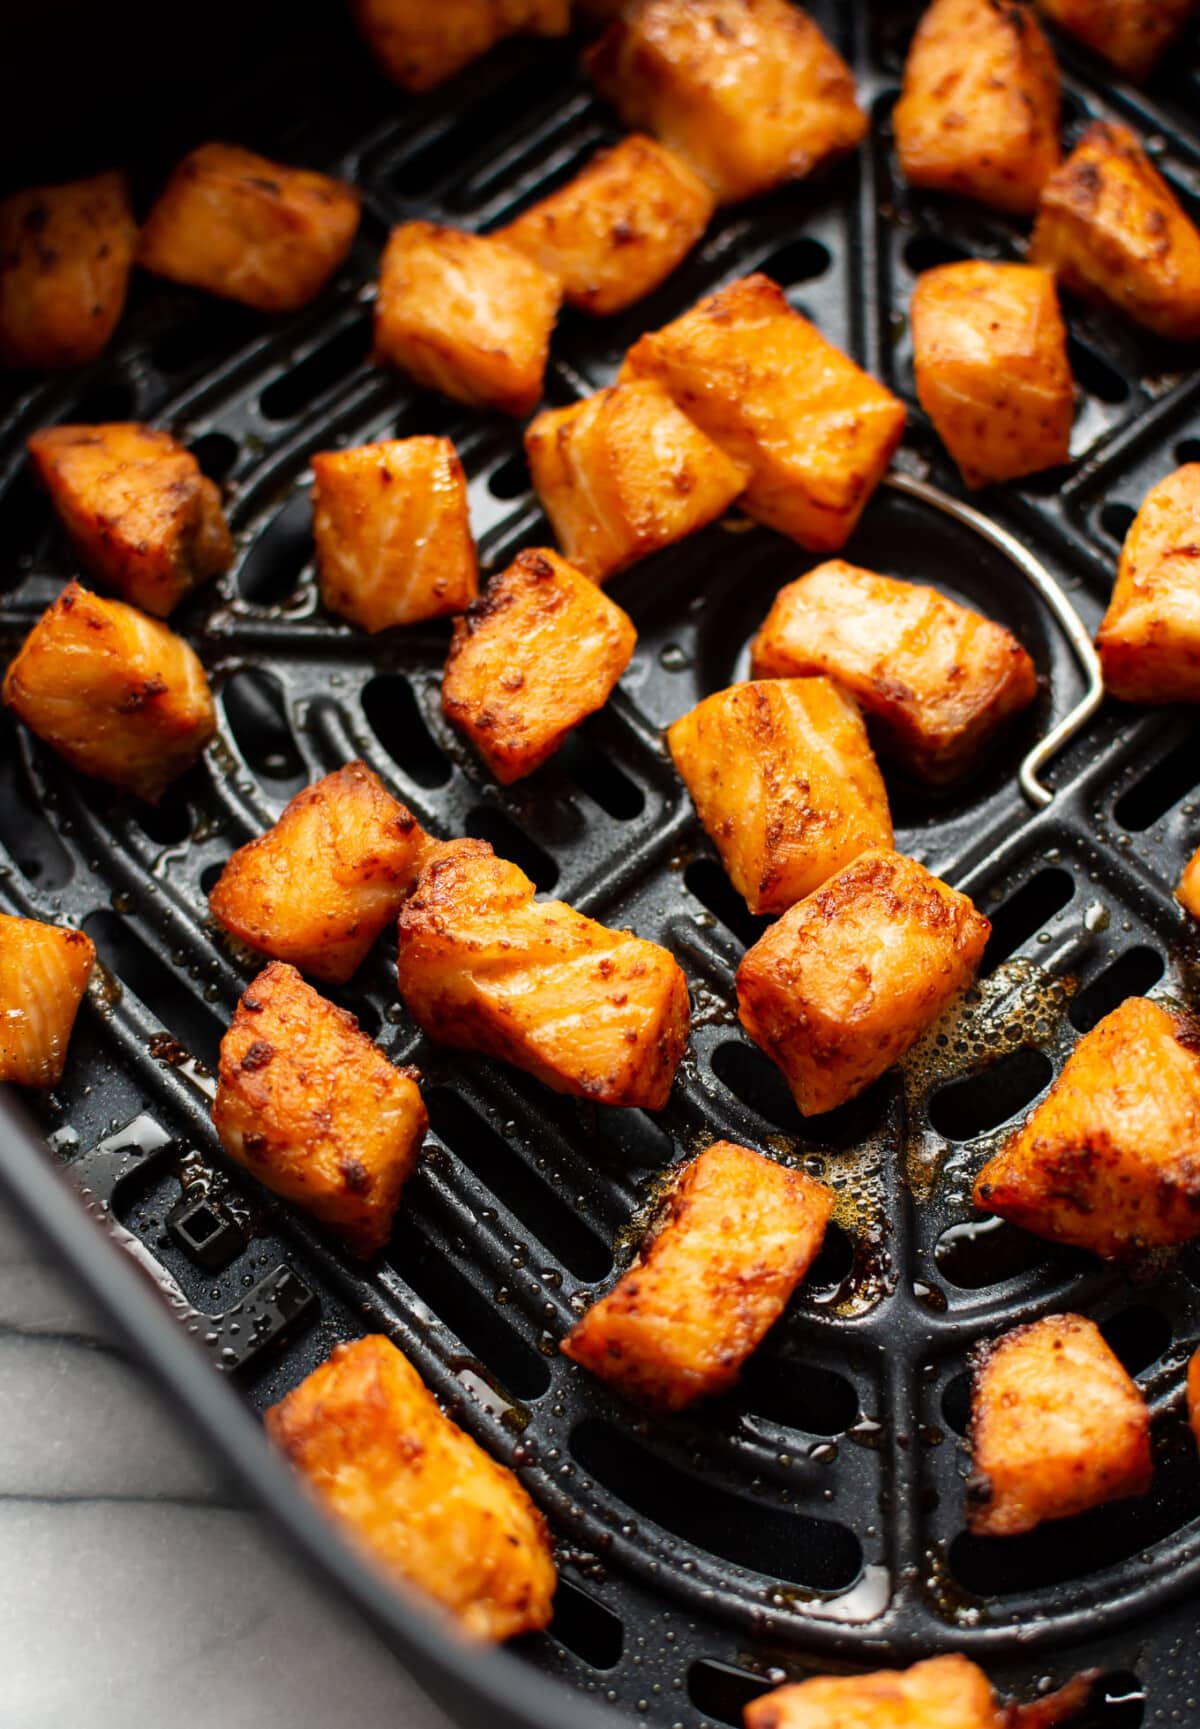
[883, 470, 1105, 809]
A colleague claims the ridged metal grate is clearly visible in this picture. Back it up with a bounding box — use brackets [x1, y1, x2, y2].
[3, 4, 1200, 1723]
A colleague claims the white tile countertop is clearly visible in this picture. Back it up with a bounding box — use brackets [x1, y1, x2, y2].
[0, 1197, 460, 1729]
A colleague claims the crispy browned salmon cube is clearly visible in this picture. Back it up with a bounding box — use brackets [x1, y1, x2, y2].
[586, 0, 866, 205]
[137, 143, 361, 313]
[209, 762, 430, 983]
[893, 0, 1061, 216]
[750, 560, 1039, 782]
[1097, 464, 1200, 702]
[397, 839, 690, 1107]
[1015, 1679, 1110, 1729]
[312, 436, 477, 633]
[1035, 0, 1197, 81]
[498, 134, 715, 315]
[525, 381, 748, 581]
[967, 1313, 1151, 1537]
[0, 914, 95, 1088]
[1179, 839, 1200, 918]
[350, 0, 569, 92]
[737, 849, 989, 1116]
[1189, 1346, 1200, 1452]
[562, 1140, 832, 1411]
[374, 222, 561, 417]
[27, 423, 232, 617]
[441, 548, 636, 783]
[1029, 122, 1200, 342]
[911, 262, 1075, 490]
[267, 1336, 555, 1640]
[2, 581, 215, 802]
[0, 171, 136, 370]
[668, 678, 893, 915]
[747, 1655, 1094, 1727]
[974, 996, 1200, 1255]
[744, 1654, 1004, 1729]
[214, 962, 426, 1256]
[621, 275, 905, 551]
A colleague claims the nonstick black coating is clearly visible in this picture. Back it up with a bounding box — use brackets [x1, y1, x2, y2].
[2, 3, 1200, 1725]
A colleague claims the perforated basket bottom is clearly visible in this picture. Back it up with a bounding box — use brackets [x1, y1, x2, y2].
[3, 4, 1200, 1724]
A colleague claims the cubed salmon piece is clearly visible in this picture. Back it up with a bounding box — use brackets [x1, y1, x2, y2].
[750, 559, 1039, 782]
[266, 1335, 555, 1638]
[562, 1140, 832, 1411]
[27, 423, 232, 617]
[893, 0, 1061, 216]
[737, 848, 990, 1116]
[747, 1655, 1092, 1727]
[744, 1655, 1004, 1729]
[397, 839, 690, 1107]
[350, 0, 569, 92]
[137, 143, 361, 313]
[974, 996, 1200, 1256]
[497, 134, 715, 315]
[525, 381, 748, 581]
[0, 171, 136, 370]
[668, 678, 893, 915]
[209, 762, 431, 983]
[967, 1313, 1151, 1537]
[2, 581, 216, 802]
[214, 962, 426, 1256]
[586, 0, 867, 205]
[374, 222, 561, 417]
[1178, 839, 1200, 917]
[441, 548, 636, 783]
[0, 914, 95, 1088]
[1016, 1679, 1109, 1728]
[1029, 121, 1200, 342]
[911, 261, 1075, 490]
[1035, 0, 1197, 81]
[1097, 464, 1200, 702]
[1189, 1346, 1200, 1452]
[621, 274, 905, 551]
[312, 436, 477, 633]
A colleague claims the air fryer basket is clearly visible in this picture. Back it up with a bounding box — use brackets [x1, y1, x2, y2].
[2, 3, 1200, 1724]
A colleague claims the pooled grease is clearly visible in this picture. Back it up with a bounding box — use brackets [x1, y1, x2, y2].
[744, 960, 1081, 1320]
[901, 957, 1077, 1204]
[767, 1123, 897, 1319]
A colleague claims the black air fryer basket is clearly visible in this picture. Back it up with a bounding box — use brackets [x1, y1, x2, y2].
[2, 4, 1200, 1725]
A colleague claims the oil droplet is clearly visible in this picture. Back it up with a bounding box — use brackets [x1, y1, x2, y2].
[848, 1415, 885, 1450]
[922, 1542, 987, 1625]
[148, 1031, 190, 1068]
[659, 643, 692, 672]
